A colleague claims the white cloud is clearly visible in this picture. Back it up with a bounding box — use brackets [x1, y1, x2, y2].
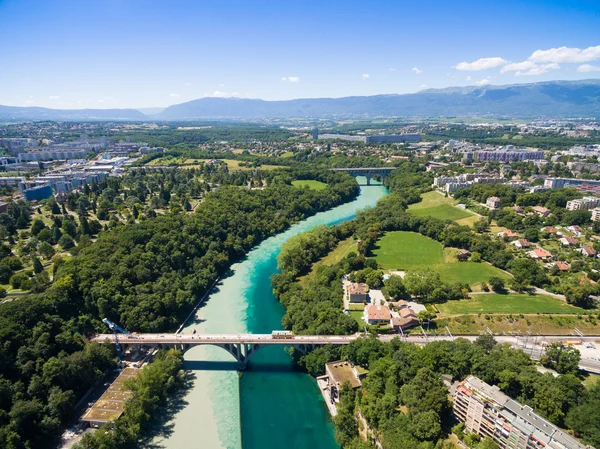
[515, 63, 560, 76]
[412, 67, 422, 74]
[420, 84, 428, 88]
[476, 78, 491, 86]
[389, 68, 397, 72]
[455, 57, 508, 71]
[169, 93, 180, 98]
[212, 91, 239, 97]
[362, 73, 370, 79]
[577, 64, 600, 73]
[282, 76, 300, 83]
[48, 95, 60, 100]
[184, 82, 192, 86]
[529, 45, 600, 63]
[465, 76, 472, 81]
[501, 61, 537, 73]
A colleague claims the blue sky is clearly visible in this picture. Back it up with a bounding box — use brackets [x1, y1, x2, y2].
[1, 0, 599, 109]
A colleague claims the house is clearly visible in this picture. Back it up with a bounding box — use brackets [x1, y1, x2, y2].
[547, 261, 571, 271]
[543, 226, 557, 234]
[324, 360, 368, 401]
[577, 246, 597, 258]
[390, 299, 408, 309]
[390, 308, 420, 332]
[560, 236, 577, 246]
[532, 206, 551, 217]
[348, 282, 368, 304]
[527, 248, 552, 260]
[511, 239, 531, 249]
[497, 229, 518, 239]
[512, 205, 524, 214]
[363, 305, 391, 325]
[486, 196, 501, 209]
[567, 225, 583, 237]
[457, 249, 471, 261]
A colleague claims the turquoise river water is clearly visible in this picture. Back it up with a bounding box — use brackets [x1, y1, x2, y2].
[148, 183, 388, 449]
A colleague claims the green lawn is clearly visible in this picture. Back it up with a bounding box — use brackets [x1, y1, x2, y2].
[349, 311, 365, 326]
[299, 236, 358, 286]
[291, 180, 328, 190]
[373, 232, 510, 289]
[437, 293, 585, 315]
[438, 262, 511, 286]
[373, 232, 443, 269]
[408, 191, 474, 221]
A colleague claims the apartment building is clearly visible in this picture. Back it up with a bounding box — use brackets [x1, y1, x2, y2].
[453, 376, 592, 449]
[591, 208, 600, 222]
[566, 197, 600, 211]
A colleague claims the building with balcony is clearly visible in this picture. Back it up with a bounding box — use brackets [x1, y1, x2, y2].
[453, 376, 592, 449]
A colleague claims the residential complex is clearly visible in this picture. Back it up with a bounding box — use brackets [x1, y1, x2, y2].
[566, 197, 600, 211]
[453, 376, 592, 449]
[475, 149, 545, 162]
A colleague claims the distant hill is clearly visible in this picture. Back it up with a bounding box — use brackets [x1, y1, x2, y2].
[2, 79, 600, 121]
[0, 105, 147, 121]
[157, 79, 600, 119]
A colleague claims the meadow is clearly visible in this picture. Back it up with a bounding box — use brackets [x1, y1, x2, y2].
[437, 293, 585, 315]
[291, 180, 328, 190]
[408, 191, 475, 221]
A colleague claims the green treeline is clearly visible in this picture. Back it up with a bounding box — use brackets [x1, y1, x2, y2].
[299, 336, 599, 448]
[0, 168, 358, 449]
[74, 349, 184, 449]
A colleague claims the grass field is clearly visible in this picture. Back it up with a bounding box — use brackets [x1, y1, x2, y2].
[292, 180, 328, 190]
[373, 232, 443, 269]
[349, 311, 365, 326]
[373, 231, 510, 289]
[584, 374, 600, 389]
[435, 313, 600, 335]
[408, 191, 474, 222]
[437, 293, 585, 315]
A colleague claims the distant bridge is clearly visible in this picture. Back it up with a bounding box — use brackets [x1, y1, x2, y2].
[331, 167, 396, 185]
[91, 333, 600, 372]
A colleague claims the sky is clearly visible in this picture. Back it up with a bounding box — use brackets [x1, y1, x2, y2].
[1, 0, 600, 109]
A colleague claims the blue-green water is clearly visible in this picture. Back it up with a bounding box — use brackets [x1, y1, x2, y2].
[152, 184, 388, 449]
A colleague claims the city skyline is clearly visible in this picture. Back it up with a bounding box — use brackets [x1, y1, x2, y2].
[1, 0, 600, 109]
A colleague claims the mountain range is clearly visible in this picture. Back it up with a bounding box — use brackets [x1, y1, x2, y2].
[1, 79, 600, 121]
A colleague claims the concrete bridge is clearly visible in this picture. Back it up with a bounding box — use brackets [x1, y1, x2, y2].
[91, 333, 600, 371]
[331, 167, 396, 185]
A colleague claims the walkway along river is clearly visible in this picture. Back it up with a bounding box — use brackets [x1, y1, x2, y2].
[147, 183, 389, 449]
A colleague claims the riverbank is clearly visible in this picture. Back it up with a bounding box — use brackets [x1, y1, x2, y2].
[146, 184, 388, 449]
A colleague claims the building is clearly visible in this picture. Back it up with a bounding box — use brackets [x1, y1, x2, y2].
[474, 149, 545, 162]
[532, 206, 551, 217]
[457, 249, 471, 261]
[512, 239, 531, 249]
[545, 177, 600, 189]
[577, 246, 597, 258]
[560, 236, 577, 246]
[453, 376, 591, 449]
[323, 360, 367, 402]
[486, 196, 501, 209]
[592, 208, 600, 222]
[528, 248, 552, 260]
[363, 304, 391, 325]
[81, 367, 138, 428]
[348, 283, 369, 304]
[22, 184, 53, 201]
[18, 149, 88, 162]
[365, 134, 420, 144]
[312, 128, 319, 140]
[498, 229, 518, 239]
[390, 308, 420, 332]
[566, 197, 600, 211]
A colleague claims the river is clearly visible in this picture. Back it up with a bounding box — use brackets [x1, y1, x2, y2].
[148, 183, 388, 449]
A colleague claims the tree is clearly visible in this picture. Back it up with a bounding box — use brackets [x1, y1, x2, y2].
[32, 256, 43, 274]
[385, 275, 408, 300]
[58, 234, 75, 250]
[409, 410, 441, 441]
[403, 269, 442, 301]
[30, 219, 46, 236]
[488, 276, 505, 293]
[541, 343, 580, 374]
[474, 334, 497, 352]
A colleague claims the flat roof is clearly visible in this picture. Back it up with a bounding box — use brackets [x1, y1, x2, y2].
[81, 368, 138, 424]
[326, 360, 362, 389]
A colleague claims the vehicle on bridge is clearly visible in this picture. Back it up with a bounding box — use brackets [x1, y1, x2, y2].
[272, 330, 294, 339]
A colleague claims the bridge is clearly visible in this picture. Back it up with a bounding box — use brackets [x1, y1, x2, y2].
[331, 167, 396, 185]
[91, 333, 600, 372]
